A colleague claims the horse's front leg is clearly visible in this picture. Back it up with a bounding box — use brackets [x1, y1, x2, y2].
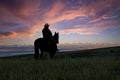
[34, 48, 39, 60]
[40, 51, 43, 59]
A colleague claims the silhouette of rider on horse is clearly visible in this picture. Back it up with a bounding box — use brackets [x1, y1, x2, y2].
[42, 23, 58, 51]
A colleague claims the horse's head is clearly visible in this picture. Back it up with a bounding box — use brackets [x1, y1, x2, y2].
[53, 32, 59, 44]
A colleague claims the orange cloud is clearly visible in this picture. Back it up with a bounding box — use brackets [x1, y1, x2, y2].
[0, 31, 34, 39]
[0, 32, 16, 39]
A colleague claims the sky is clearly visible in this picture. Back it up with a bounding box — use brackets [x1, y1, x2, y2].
[0, 0, 120, 47]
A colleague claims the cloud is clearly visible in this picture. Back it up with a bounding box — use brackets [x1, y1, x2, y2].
[60, 26, 96, 35]
[44, 1, 64, 18]
[60, 19, 120, 35]
[0, 32, 13, 36]
[0, 30, 34, 39]
[0, 0, 120, 39]
[0, 32, 17, 39]
[85, 0, 120, 23]
[47, 8, 88, 24]
[44, 1, 89, 23]
[44, 0, 120, 24]
[0, 0, 42, 39]
[52, 0, 120, 35]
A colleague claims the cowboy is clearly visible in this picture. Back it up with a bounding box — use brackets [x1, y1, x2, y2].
[42, 23, 52, 40]
[42, 23, 58, 51]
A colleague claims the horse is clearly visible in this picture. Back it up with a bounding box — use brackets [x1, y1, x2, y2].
[34, 32, 59, 60]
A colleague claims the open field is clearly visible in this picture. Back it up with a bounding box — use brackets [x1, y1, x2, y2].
[0, 46, 120, 80]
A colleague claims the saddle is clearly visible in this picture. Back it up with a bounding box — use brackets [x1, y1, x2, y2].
[43, 38, 58, 51]
[43, 38, 55, 45]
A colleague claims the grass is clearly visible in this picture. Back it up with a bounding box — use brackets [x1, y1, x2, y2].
[0, 46, 120, 80]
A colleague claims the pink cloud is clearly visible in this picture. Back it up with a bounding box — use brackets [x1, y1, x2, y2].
[0, 0, 120, 39]
[0, 0, 43, 39]
[43, 1, 89, 24]
[44, 0, 120, 24]
[60, 27, 97, 35]
[60, 25, 100, 35]
[44, 8, 88, 24]
[85, 0, 120, 23]
[60, 20, 120, 35]
[45, 1, 64, 18]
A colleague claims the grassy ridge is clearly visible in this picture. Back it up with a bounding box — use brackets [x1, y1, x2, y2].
[0, 46, 120, 80]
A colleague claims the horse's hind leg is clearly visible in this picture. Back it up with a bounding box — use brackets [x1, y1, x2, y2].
[50, 53, 53, 59]
[50, 51, 56, 59]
